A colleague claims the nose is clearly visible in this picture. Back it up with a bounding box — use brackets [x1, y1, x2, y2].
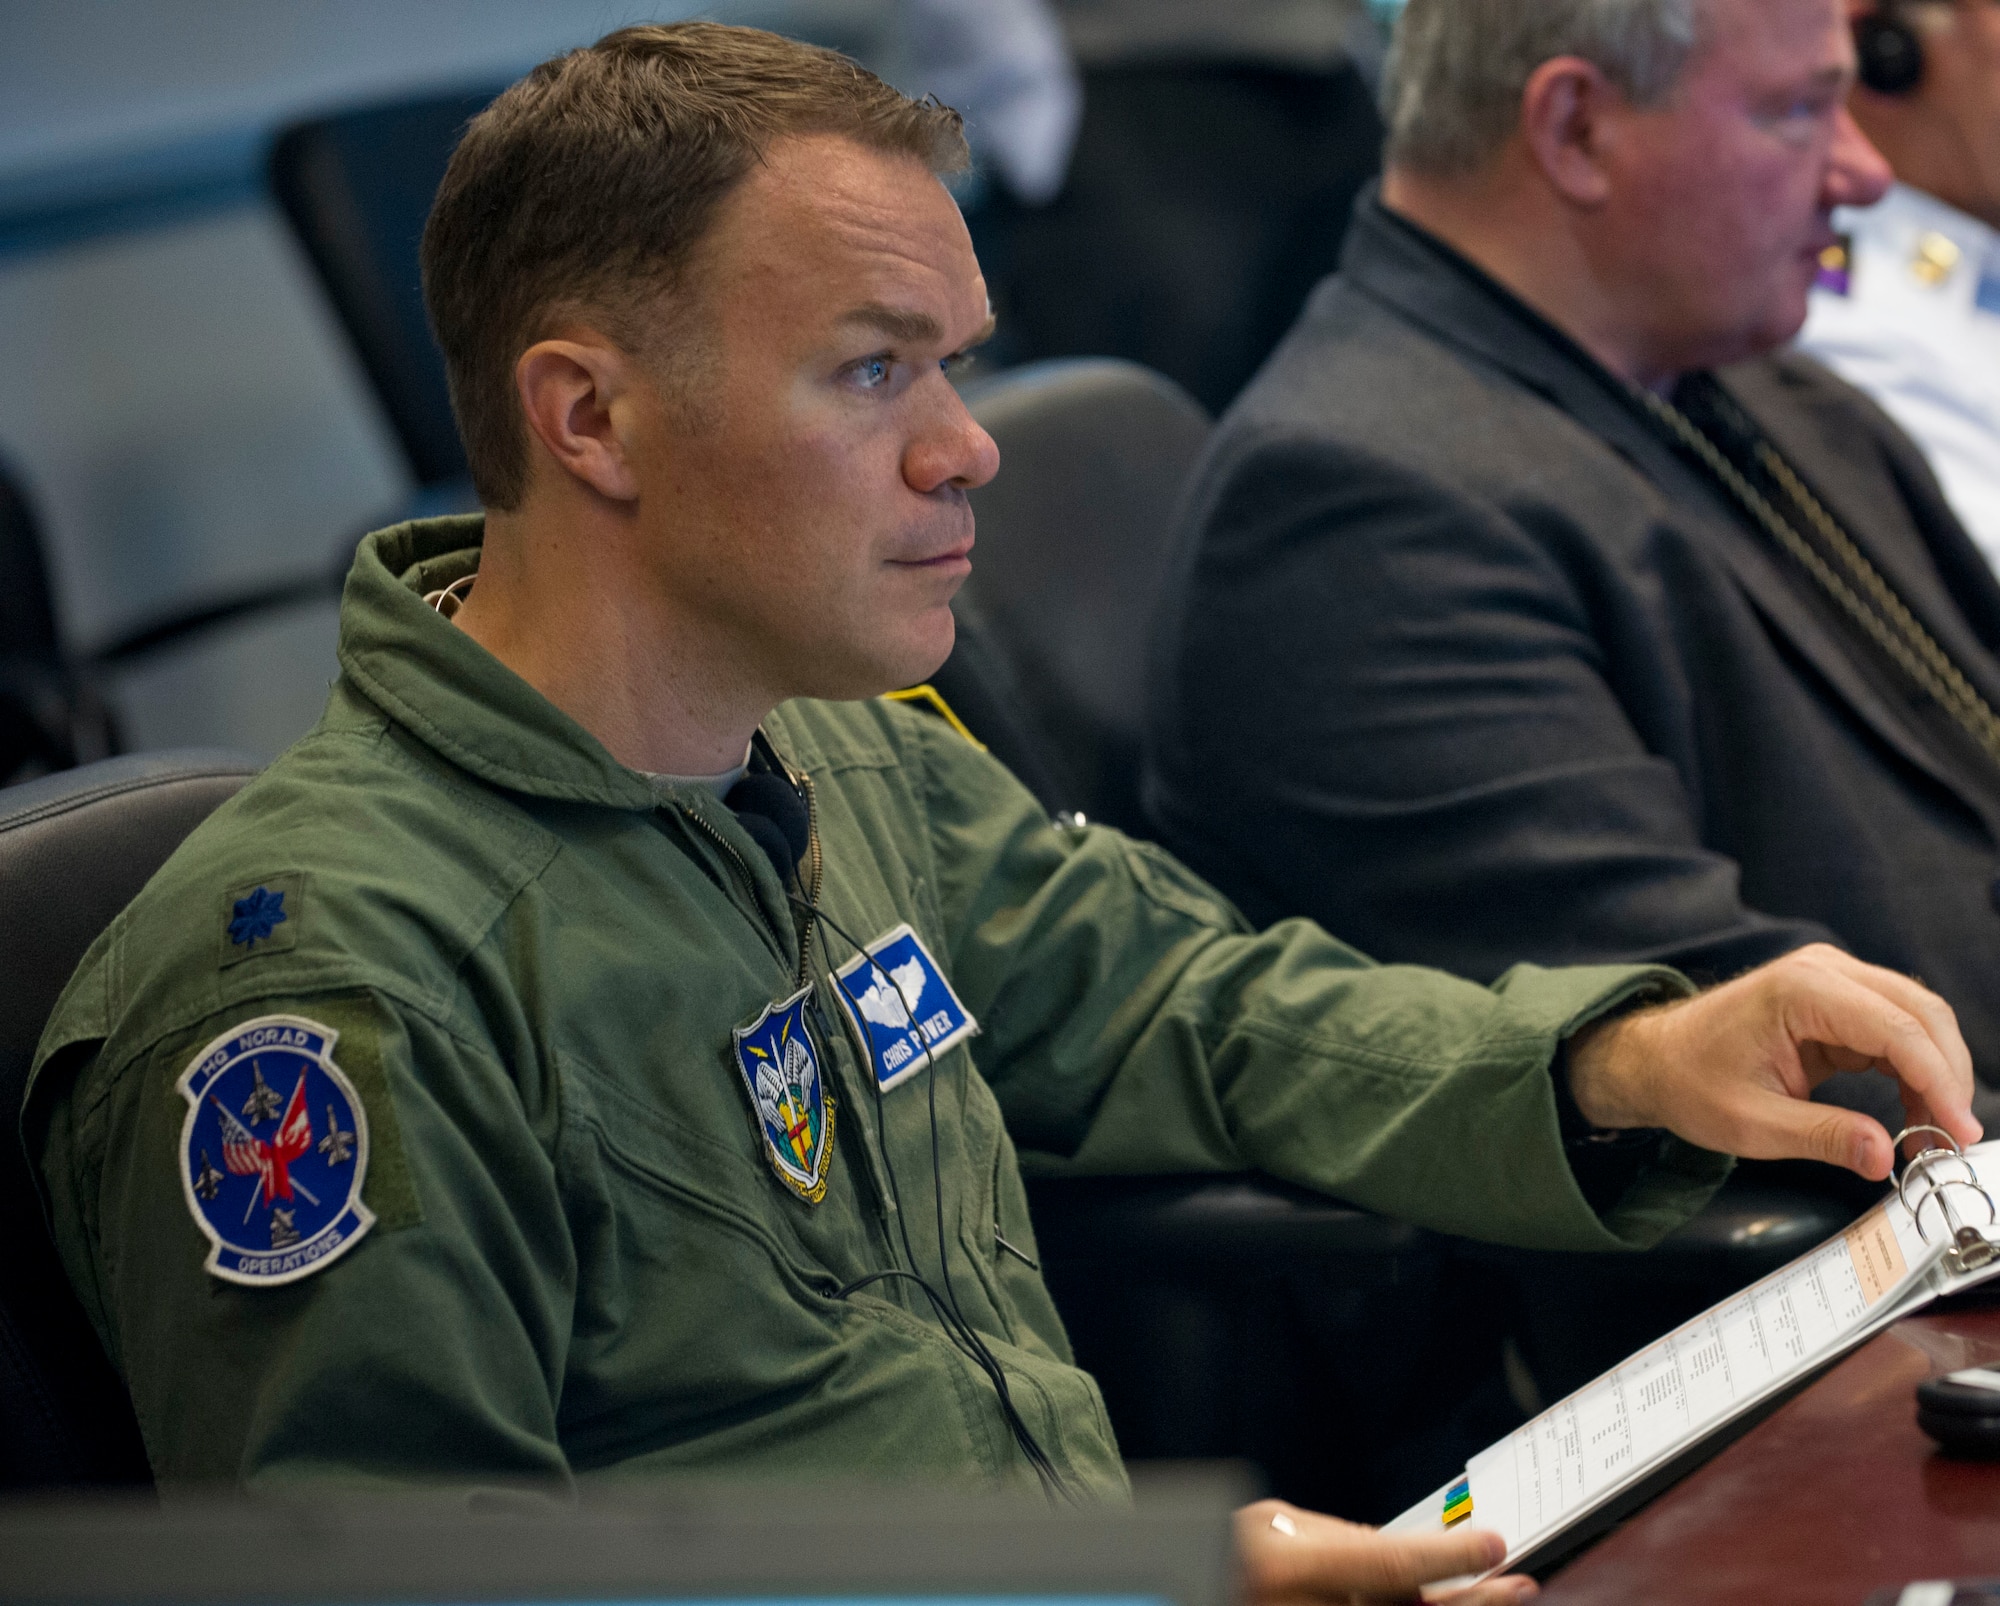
[1825, 104, 1894, 210]
[905, 384, 1001, 496]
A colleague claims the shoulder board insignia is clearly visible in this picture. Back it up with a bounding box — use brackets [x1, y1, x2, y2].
[1912, 230, 1963, 289]
[882, 684, 986, 750]
[177, 1014, 375, 1285]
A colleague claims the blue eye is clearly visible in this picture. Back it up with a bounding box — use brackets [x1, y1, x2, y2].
[855, 357, 890, 388]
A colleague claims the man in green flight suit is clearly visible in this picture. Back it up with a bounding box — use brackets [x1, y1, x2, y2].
[24, 22, 1982, 1606]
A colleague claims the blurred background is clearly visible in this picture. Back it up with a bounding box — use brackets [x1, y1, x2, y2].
[0, 0, 1402, 778]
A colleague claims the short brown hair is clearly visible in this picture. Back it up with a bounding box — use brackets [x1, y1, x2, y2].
[422, 22, 969, 509]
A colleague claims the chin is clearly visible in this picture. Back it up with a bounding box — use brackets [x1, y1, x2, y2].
[884, 611, 958, 692]
[1700, 301, 1811, 371]
[803, 612, 957, 704]
[1763, 276, 1816, 350]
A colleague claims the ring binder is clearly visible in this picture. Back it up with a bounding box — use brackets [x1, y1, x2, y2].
[1389, 1139, 2000, 1581]
[1893, 1126, 1996, 1275]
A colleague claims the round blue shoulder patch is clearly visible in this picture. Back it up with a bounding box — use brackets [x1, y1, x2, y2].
[176, 1015, 375, 1286]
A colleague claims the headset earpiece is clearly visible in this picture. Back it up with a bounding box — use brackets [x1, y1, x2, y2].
[1855, 6, 1926, 96]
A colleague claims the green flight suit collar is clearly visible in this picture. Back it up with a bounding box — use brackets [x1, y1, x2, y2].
[339, 515, 659, 812]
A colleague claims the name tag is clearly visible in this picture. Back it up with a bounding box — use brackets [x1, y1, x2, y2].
[831, 922, 979, 1091]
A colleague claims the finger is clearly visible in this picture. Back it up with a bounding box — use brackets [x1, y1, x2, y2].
[1724, 1085, 1896, 1178]
[1776, 972, 1976, 1152]
[1287, 1526, 1508, 1599]
[1257, 1579, 1535, 1606]
[1805, 952, 1980, 1142]
[1435, 1578, 1539, 1605]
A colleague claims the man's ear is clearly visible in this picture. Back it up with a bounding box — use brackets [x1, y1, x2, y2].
[514, 335, 642, 503]
[1519, 55, 1620, 206]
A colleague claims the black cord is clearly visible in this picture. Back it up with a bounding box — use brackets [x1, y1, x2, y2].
[790, 892, 1077, 1505]
[806, 899, 1071, 1504]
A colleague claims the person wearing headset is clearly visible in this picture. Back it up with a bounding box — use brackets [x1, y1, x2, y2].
[1798, 0, 2000, 567]
[25, 24, 1979, 1606]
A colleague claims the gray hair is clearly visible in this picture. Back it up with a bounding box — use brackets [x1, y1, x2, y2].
[1383, 0, 1703, 176]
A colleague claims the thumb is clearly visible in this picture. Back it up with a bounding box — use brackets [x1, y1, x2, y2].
[1734, 1087, 1893, 1178]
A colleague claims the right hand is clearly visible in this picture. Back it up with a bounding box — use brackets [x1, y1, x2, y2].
[1565, 944, 1980, 1180]
[1236, 1500, 1535, 1606]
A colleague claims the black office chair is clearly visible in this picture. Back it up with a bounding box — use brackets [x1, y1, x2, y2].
[955, 358, 1211, 833]
[967, 57, 1384, 416]
[0, 750, 263, 1488]
[2, 442, 362, 730]
[39, 92, 500, 691]
[917, 594, 1073, 816]
[269, 88, 505, 495]
[0, 457, 118, 787]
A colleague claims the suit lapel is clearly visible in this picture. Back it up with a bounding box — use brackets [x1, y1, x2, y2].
[1680, 490, 1975, 807]
[1723, 362, 2000, 716]
[1708, 366, 2000, 815]
[1343, 197, 1991, 816]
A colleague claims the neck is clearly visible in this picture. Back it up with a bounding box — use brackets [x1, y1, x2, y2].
[1380, 161, 1682, 392]
[451, 494, 773, 775]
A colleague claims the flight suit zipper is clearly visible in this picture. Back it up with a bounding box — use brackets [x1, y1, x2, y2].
[796, 769, 823, 983]
[680, 802, 788, 962]
[676, 765, 820, 989]
[676, 763, 902, 1249]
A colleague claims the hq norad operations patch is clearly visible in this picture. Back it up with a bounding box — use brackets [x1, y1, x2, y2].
[177, 1014, 375, 1286]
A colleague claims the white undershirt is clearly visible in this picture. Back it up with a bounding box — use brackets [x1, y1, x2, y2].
[636, 746, 752, 801]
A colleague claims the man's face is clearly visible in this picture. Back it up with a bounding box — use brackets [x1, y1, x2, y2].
[1593, 0, 1893, 374]
[620, 134, 998, 705]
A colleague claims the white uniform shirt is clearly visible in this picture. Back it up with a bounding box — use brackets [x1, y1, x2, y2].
[1797, 182, 2000, 572]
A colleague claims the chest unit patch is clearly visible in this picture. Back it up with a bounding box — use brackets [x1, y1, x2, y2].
[732, 986, 836, 1205]
[176, 1014, 375, 1286]
[831, 922, 979, 1093]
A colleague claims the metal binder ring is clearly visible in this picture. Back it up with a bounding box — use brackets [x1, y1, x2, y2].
[1900, 1149, 1981, 1217]
[1892, 1124, 1964, 1156]
[1911, 1177, 1999, 1246]
[1894, 1125, 1972, 1217]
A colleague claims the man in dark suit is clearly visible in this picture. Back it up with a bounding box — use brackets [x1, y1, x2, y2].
[1147, 0, 2000, 1131]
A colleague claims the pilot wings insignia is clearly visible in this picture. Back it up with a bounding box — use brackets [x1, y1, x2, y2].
[851, 956, 930, 1032]
[731, 986, 835, 1205]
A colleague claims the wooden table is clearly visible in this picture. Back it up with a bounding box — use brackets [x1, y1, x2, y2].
[1541, 1295, 2000, 1605]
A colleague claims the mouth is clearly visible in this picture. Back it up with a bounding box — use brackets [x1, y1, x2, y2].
[890, 537, 974, 573]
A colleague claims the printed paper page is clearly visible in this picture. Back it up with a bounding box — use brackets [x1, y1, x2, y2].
[1470, 1192, 1930, 1558]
